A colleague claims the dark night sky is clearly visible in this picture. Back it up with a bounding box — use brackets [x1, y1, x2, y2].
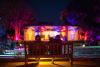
[25, 0, 70, 24]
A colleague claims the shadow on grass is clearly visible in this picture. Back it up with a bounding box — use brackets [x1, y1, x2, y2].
[53, 63, 100, 67]
[16, 63, 39, 67]
[72, 64, 100, 67]
[53, 63, 69, 67]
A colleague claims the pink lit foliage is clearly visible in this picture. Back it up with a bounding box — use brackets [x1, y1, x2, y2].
[7, 5, 36, 28]
[1, 1, 36, 40]
[0, 0, 36, 28]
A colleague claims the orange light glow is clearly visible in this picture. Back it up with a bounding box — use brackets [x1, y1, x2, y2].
[24, 27, 35, 41]
[61, 32, 66, 37]
[68, 26, 78, 41]
[24, 26, 80, 41]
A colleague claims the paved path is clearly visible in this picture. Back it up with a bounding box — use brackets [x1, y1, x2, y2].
[0, 60, 100, 67]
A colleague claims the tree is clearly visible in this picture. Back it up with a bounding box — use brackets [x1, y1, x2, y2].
[0, 0, 36, 40]
[61, 0, 100, 33]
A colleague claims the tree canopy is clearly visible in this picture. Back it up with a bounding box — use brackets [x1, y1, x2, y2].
[61, 0, 100, 34]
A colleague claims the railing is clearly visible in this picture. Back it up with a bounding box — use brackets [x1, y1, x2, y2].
[22, 41, 71, 65]
[73, 46, 100, 58]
